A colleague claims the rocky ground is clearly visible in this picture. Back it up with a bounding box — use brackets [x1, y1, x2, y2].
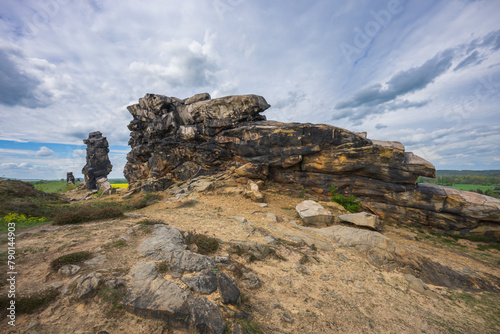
[1, 180, 499, 334]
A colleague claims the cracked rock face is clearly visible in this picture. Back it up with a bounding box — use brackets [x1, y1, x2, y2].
[124, 224, 240, 334]
[123, 93, 500, 236]
[82, 131, 112, 190]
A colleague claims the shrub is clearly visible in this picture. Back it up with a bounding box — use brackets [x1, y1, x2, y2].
[329, 186, 360, 213]
[156, 260, 170, 274]
[0, 289, 59, 316]
[53, 203, 124, 225]
[184, 232, 219, 255]
[127, 192, 162, 210]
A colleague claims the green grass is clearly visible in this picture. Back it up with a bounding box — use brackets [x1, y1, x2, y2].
[451, 184, 496, 192]
[31, 180, 80, 193]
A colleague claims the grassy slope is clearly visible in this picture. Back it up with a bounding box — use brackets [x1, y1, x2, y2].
[30, 180, 80, 193]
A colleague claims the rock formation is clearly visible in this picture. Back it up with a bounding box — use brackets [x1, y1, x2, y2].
[82, 131, 113, 191]
[66, 172, 75, 185]
[124, 93, 500, 236]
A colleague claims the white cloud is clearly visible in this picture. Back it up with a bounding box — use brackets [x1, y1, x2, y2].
[35, 146, 55, 157]
[0, 0, 499, 179]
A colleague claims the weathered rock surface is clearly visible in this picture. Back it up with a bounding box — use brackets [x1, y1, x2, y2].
[338, 212, 382, 231]
[124, 263, 226, 333]
[75, 273, 103, 299]
[295, 200, 334, 226]
[123, 93, 500, 236]
[82, 131, 112, 191]
[124, 224, 241, 333]
[317, 225, 398, 268]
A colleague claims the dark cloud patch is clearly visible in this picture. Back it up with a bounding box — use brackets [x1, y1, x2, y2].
[375, 123, 387, 129]
[335, 50, 453, 110]
[481, 29, 500, 51]
[0, 47, 50, 108]
[453, 50, 483, 71]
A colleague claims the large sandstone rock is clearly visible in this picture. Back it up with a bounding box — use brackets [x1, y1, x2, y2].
[123, 93, 500, 236]
[296, 200, 334, 226]
[82, 131, 112, 190]
[338, 212, 381, 231]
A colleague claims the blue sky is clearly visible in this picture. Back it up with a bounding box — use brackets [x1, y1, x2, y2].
[1, 0, 499, 180]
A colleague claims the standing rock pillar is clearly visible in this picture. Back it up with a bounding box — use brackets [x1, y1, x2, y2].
[66, 172, 75, 185]
[82, 131, 113, 191]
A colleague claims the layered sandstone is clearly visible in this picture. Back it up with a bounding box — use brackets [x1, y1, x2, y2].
[124, 93, 500, 236]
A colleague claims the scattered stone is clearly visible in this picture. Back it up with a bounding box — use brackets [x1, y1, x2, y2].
[82, 131, 112, 191]
[58, 265, 81, 276]
[84, 255, 107, 268]
[242, 272, 262, 289]
[75, 273, 103, 299]
[232, 216, 248, 224]
[404, 274, 438, 298]
[213, 256, 230, 264]
[244, 180, 265, 203]
[227, 241, 271, 261]
[296, 200, 334, 226]
[281, 312, 294, 323]
[217, 272, 241, 304]
[338, 212, 382, 231]
[258, 203, 268, 208]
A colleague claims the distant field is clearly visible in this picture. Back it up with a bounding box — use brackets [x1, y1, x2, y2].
[31, 180, 80, 193]
[451, 184, 496, 192]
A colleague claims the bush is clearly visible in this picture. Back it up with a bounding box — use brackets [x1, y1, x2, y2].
[53, 203, 124, 225]
[329, 186, 361, 213]
[184, 232, 219, 255]
[0, 289, 59, 316]
[126, 192, 162, 210]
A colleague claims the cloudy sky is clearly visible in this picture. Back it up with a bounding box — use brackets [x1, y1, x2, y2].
[1, 0, 499, 180]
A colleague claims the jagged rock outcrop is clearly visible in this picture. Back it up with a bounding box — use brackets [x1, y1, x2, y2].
[124, 93, 500, 236]
[82, 131, 113, 191]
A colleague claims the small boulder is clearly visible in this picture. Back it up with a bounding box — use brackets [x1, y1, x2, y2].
[242, 272, 262, 289]
[338, 212, 382, 231]
[75, 273, 103, 299]
[217, 272, 241, 305]
[296, 200, 334, 226]
[58, 264, 81, 276]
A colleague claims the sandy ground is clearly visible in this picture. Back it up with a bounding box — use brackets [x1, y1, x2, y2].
[1, 187, 499, 334]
